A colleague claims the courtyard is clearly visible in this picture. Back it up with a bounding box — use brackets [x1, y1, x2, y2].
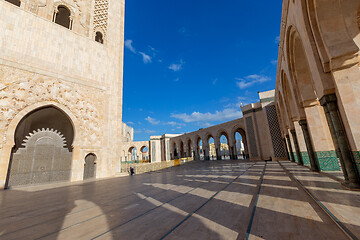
[0, 160, 359, 240]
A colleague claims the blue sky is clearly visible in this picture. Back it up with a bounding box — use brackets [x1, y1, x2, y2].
[123, 0, 282, 141]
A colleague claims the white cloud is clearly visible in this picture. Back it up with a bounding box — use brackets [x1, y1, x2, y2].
[125, 40, 153, 64]
[174, 78, 180, 82]
[236, 96, 255, 107]
[139, 52, 152, 63]
[145, 116, 160, 125]
[145, 130, 156, 134]
[166, 121, 185, 127]
[201, 122, 213, 128]
[171, 108, 243, 123]
[271, 59, 278, 66]
[212, 78, 218, 85]
[125, 39, 136, 53]
[224, 96, 251, 108]
[167, 121, 177, 126]
[169, 60, 184, 72]
[127, 121, 135, 125]
[236, 74, 271, 89]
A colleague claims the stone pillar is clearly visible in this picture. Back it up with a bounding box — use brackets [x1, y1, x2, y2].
[321, 100, 349, 181]
[203, 144, 210, 161]
[299, 120, 320, 172]
[320, 94, 360, 188]
[214, 140, 220, 160]
[230, 145, 237, 160]
[286, 134, 295, 163]
[283, 138, 290, 160]
[291, 130, 304, 166]
[216, 146, 221, 160]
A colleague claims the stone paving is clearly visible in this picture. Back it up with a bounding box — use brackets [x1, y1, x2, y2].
[0, 160, 359, 240]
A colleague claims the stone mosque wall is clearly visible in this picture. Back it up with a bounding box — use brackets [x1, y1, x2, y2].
[0, 0, 126, 189]
[275, 0, 360, 188]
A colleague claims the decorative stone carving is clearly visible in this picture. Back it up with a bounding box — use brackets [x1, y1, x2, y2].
[73, 0, 91, 31]
[25, 0, 47, 14]
[0, 79, 103, 148]
[93, 0, 108, 36]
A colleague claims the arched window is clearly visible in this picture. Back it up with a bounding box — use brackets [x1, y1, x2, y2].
[95, 32, 104, 44]
[54, 5, 72, 29]
[5, 0, 21, 7]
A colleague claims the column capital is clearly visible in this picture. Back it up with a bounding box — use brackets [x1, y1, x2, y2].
[319, 93, 337, 106]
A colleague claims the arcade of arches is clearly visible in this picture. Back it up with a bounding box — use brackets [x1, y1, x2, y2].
[120, 141, 150, 164]
[170, 91, 287, 164]
[2, 0, 360, 194]
[1, 0, 360, 238]
[275, 0, 360, 189]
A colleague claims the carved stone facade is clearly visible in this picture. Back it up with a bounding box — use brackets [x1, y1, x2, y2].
[0, 0, 126, 189]
[93, 0, 108, 37]
[8, 0, 108, 38]
[0, 76, 103, 149]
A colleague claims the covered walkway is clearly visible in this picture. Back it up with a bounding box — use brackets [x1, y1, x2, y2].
[0, 160, 359, 239]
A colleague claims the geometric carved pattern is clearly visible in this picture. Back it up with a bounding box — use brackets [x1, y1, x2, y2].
[316, 151, 341, 171]
[245, 116, 258, 157]
[0, 79, 102, 148]
[8, 128, 72, 187]
[93, 0, 108, 36]
[301, 152, 310, 166]
[265, 105, 287, 158]
[21, 128, 67, 148]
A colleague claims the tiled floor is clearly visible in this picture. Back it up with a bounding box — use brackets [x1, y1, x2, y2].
[0, 160, 358, 240]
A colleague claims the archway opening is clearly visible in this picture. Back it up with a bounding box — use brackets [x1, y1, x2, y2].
[128, 147, 137, 162]
[84, 153, 96, 180]
[6, 106, 74, 188]
[235, 132, 244, 159]
[197, 138, 203, 160]
[234, 129, 248, 159]
[220, 134, 229, 160]
[208, 136, 216, 160]
[54, 5, 72, 29]
[140, 146, 149, 162]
